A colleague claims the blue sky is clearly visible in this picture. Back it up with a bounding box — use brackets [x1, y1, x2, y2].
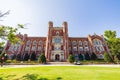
[0, 0, 120, 37]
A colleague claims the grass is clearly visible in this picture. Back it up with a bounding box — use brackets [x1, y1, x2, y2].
[0, 66, 120, 80]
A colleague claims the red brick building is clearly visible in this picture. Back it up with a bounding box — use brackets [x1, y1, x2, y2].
[5, 21, 109, 61]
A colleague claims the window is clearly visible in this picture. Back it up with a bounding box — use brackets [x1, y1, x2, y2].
[31, 46, 36, 51]
[72, 41, 77, 45]
[79, 41, 82, 45]
[54, 46, 61, 50]
[73, 47, 77, 51]
[54, 37, 61, 43]
[25, 46, 30, 51]
[56, 31, 59, 36]
[38, 46, 42, 51]
[39, 41, 42, 45]
[26, 40, 31, 45]
[79, 47, 83, 51]
[84, 47, 89, 51]
[93, 39, 104, 52]
[93, 39, 102, 45]
[84, 41, 88, 45]
[33, 40, 37, 45]
[8, 45, 14, 51]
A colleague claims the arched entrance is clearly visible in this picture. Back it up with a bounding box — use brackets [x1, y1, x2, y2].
[55, 54, 60, 61]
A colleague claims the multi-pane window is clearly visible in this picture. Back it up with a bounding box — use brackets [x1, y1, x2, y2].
[72, 41, 77, 45]
[8, 45, 14, 51]
[79, 41, 82, 45]
[39, 41, 42, 45]
[33, 40, 37, 45]
[84, 47, 89, 51]
[25, 46, 30, 51]
[31, 46, 36, 51]
[54, 37, 61, 43]
[38, 46, 42, 51]
[54, 46, 61, 50]
[26, 40, 31, 45]
[73, 47, 77, 51]
[79, 47, 83, 51]
[84, 41, 88, 46]
[93, 39, 104, 52]
[93, 39, 102, 45]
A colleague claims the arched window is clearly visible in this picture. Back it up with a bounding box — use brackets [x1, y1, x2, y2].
[39, 41, 42, 45]
[33, 40, 37, 45]
[56, 31, 59, 36]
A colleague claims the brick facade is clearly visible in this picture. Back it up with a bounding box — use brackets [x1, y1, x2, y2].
[5, 21, 109, 61]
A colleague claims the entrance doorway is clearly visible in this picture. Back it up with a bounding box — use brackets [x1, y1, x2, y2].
[55, 54, 60, 61]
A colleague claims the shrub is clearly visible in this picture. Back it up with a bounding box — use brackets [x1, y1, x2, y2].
[85, 52, 91, 60]
[68, 54, 75, 63]
[117, 54, 120, 60]
[30, 52, 36, 61]
[78, 54, 84, 60]
[23, 53, 29, 61]
[16, 54, 21, 61]
[38, 53, 46, 64]
[104, 52, 112, 62]
[11, 54, 16, 60]
[91, 52, 97, 60]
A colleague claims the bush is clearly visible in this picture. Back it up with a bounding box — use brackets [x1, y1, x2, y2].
[85, 52, 91, 60]
[23, 53, 29, 61]
[30, 52, 36, 61]
[38, 53, 46, 64]
[104, 52, 112, 62]
[11, 54, 16, 60]
[117, 54, 120, 60]
[16, 54, 21, 61]
[91, 52, 97, 60]
[68, 54, 75, 63]
[78, 54, 84, 61]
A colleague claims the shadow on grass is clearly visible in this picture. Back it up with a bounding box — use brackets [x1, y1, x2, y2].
[5, 75, 16, 78]
[56, 77, 62, 80]
[13, 74, 62, 80]
[0, 77, 3, 80]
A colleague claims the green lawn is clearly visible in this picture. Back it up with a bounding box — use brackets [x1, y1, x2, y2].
[0, 66, 120, 80]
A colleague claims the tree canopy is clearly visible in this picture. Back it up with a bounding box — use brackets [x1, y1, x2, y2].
[104, 30, 120, 61]
[0, 11, 24, 59]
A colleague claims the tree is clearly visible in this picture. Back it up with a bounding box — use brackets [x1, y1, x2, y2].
[104, 52, 112, 62]
[78, 54, 84, 61]
[85, 52, 91, 60]
[91, 52, 97, 60]
[104, 30, 120, 61]
[0, 11, 24, 60]
[30, 52, 36, 61]
[68, 54, 75, 63]
[38, 53, 46, 64]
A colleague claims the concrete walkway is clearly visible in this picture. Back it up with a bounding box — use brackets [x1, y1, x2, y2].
[0, 64, 120, 69]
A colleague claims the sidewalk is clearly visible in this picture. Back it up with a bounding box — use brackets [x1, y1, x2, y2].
[0, 64, 120, 68]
